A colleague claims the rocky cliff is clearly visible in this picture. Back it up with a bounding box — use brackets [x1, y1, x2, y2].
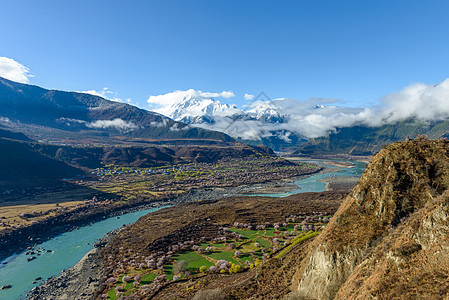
[292, 138, 449, 299]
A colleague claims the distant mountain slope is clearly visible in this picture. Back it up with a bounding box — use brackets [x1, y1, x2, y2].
[294, 118, 449, 156]
[292, 139, 449, 299]
[0, 137, 83, 189]
[33, 143, 274, 169]
[0, 128, 32, 142]
[0, 77, 232, 143]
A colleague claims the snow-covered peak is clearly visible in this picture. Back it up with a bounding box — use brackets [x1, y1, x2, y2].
[246, 100, 287, 123]
[154, 93, 243, 123]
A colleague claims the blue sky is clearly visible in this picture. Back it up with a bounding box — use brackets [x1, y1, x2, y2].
[1, 0, 449, 109]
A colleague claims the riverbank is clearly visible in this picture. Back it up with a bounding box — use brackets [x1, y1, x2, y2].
[26, 229, 119, 300]
[237, 167, 337, 195]
[0, 167, 324, 261]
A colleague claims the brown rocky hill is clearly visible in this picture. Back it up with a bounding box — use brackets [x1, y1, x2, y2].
[291, 138, 449, 299]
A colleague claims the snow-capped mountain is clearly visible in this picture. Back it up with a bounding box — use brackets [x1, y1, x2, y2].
[246, 100, 288, 123]
[155, 94, 243, 124]
[154, 93, 290, 125]
[150, 93, 303, 150]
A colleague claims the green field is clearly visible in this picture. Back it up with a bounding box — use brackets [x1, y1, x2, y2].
[106, 224, 320, 299]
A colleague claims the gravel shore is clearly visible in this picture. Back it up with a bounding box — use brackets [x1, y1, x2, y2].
[319, 176, 360, 192]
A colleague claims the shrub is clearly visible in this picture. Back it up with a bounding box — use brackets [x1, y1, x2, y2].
[115, 285, 124, 291]
[229, 264, 242, 274]
[105, 277, 117, 284]
[199, 265, 208, 272]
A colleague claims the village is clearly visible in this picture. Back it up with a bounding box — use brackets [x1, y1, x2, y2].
[88, 155, 321, 200]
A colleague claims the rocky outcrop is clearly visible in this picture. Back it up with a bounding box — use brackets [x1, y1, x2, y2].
[292, 139, 449, 299]
[335, 191, 449, 299]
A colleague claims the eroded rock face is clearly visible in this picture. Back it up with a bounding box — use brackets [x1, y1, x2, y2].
[293, 139, 449, 300]
[335, 192, 449, 299]
[295, 246, 362, 299]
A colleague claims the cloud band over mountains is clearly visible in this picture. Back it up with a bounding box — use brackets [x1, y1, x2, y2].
[147, 79, 449, 140]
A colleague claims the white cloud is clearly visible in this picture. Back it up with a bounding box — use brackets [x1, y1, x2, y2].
[244, 93, 254, 100]
[147, 89, 235, 108]
[86, 118, 138, 131]
[380, 79, 449, 124]
[0, 57, 33, 83]
[78, 87, 131, 104]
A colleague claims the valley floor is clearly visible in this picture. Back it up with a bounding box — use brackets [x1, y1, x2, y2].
[28, 190, 348, 300]
[0, 157, 323, 260]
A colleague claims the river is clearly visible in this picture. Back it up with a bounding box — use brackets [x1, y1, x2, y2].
[0, 159, 366, 299]
[0, 207, 168, 300]
[250, 159, 366, 197]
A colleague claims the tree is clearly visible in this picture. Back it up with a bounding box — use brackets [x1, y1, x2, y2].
[209, 266, 217, 273]
[174, 260, 188, 273]
[229, 263, 242, 273]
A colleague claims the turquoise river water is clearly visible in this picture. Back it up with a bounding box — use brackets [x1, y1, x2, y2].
[0, 207, 167, 299]
[0, 159, 366, 299]
[251, 159, 366, 197]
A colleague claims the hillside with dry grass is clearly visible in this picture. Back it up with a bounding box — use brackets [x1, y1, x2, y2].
[291, 138, 449, 299]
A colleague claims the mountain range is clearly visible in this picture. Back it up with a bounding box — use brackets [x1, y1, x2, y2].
[294, 118, 449, 157]
[151, 93, 305, 150]
[152, 92, 449, 155]
[3, 76, 449, 157]
[0, 77, 232, 144]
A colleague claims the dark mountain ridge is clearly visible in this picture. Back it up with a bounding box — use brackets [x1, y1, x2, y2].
[0, 127, 273, 192]
[0, 77, 232, 143]
[295, 118, 449, 157]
